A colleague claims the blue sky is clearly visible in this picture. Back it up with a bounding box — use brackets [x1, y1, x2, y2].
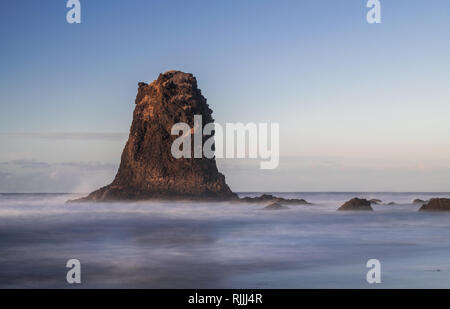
[1, 0, 450, 192]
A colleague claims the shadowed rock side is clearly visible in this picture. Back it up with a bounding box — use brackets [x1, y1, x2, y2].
[70, 71, 236, 202]
[419, 198, 450, 212]
[338, 198, 373, 211]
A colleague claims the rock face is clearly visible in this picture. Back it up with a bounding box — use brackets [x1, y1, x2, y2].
[419, 198, 450, 212]
[70, 71, 236, 202]
[338, 198, 373, 211]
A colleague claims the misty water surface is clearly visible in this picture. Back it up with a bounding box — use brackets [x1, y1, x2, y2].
[1, 192, 450, 288]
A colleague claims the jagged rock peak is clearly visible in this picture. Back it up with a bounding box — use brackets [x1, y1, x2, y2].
[69, 70, 236, 202]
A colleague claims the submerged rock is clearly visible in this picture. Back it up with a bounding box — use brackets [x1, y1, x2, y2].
[419, 198, 450, 212]
[263, 202, 290, 210]
[239, 194, 310, 205]
[387, 202, 396, 206]
[338, 198, 373, 211]
[69, 71, 236, 202]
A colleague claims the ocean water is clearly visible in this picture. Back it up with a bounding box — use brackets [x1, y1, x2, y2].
[1, 192, 450, 288]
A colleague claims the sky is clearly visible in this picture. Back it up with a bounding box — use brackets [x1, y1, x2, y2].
[1, 0, 450, 192]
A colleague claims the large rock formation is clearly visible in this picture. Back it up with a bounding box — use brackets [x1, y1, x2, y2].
[419, 198, 450, 212]
[338, 198, 373, 211]
[70, 71, 236, 202]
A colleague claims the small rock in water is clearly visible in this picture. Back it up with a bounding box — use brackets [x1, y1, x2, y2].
[419, 198, 450, 212]
[413, 199, 428, 204]
[338, 198, 373, 211]
[240, 194, 310, 205]
[369, 199, 382, 204]
[263, 202, 290, 210]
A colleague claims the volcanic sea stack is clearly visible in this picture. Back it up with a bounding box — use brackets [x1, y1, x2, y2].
[71, 71, 236, 202]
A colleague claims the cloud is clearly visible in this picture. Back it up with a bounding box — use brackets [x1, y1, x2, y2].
[0, 171, 12, 178]
[59, 162, 117, 171]
[9, 159, 51, 169]
[0, 160, 118, 193]
[0, 132, 127, 141]
[1, 160, 117, 171]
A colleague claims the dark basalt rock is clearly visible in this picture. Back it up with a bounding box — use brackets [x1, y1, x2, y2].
[67, 71, 311, 204]
[413, 199, 428, 204]
[239, 194, 310, 205]
[338, 198, 373, 211]
[419, 198, 450, 212]
[263, 202, 290, 210]
[69, 71, 237, 202]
